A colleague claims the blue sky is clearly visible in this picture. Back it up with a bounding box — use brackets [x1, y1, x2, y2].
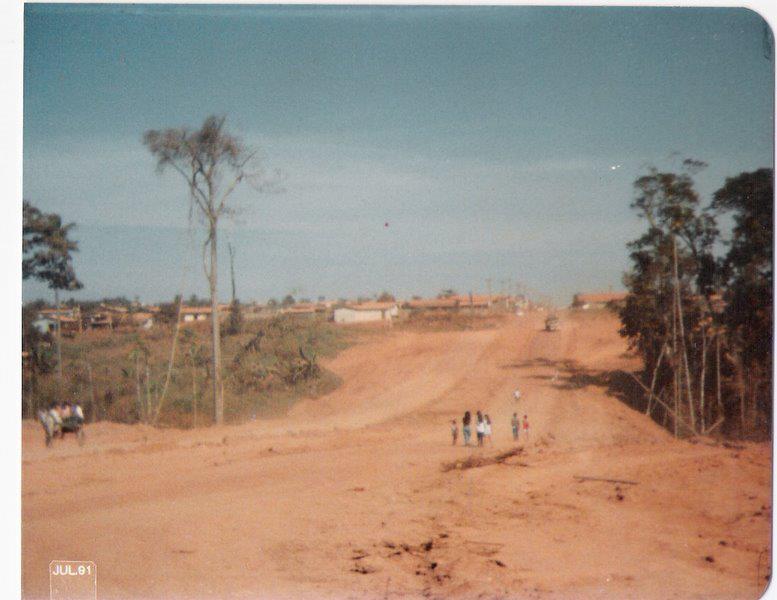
[22, 5, 774, 305]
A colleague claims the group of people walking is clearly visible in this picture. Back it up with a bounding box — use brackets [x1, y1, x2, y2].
[37, 401, 85, 445]
[451, 410, 529, 447]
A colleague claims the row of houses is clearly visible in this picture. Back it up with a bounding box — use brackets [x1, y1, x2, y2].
[332, 294, 527, 324]
[29, 293, 530, 334]
[32, 304, 160, 335]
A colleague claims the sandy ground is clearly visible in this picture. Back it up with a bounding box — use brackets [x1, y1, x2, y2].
[22, 311, 772, 599]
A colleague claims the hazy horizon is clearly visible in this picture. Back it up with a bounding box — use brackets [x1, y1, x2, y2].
[23, 5, 774, 306]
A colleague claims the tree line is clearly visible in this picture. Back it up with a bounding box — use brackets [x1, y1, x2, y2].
[619, 161, 772, 439]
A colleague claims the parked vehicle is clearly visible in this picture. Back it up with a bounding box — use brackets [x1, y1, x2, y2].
[545, 315, 560, 332]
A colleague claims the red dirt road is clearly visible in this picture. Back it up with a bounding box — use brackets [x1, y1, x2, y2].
[22, 311, 771, 599]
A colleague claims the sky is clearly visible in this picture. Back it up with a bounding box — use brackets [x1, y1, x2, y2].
[22, 4, 774, 306]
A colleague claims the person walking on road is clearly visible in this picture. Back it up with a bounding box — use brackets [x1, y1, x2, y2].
[522, 414, 530, 442]
[476, 411, 485, 447]
[450, 419, 458, 445]
[462, 411, 472, 446]
[511, 412, 520, 441]
[484, 414, 493, 446]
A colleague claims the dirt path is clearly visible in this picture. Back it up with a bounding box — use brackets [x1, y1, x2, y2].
[22, 311, 771, 599]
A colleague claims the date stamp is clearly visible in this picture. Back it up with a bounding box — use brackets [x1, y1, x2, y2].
[49, 561, 96, 600]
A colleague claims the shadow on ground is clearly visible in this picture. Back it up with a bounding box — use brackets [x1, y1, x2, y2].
[502, 358, 648, 414]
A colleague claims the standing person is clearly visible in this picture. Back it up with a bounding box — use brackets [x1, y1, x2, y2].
[450, 419, 458, 445]
[49, 403, 62, 439]
[476, 411, 485, 447]
[522, 414, 530, 442]
[73, 402, 85, 424]
[484, 414, 493, 446]
[462, 411, 472, 446]
[511, 412, 520, 441]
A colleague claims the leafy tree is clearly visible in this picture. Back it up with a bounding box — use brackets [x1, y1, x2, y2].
[22, 201, 83, 383]
[144, 116, 265, 424]
[377, 291, 396, 302]
[438, 289, 457, 298]
[619, 162, 720, 435]
[712, 168, 773, 434]
[281, 295, 296, 307]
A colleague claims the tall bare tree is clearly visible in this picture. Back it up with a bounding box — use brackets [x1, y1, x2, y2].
[143, 116, 260, 424]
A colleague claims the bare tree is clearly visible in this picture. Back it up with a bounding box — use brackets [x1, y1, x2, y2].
[144, 116, 263, 424]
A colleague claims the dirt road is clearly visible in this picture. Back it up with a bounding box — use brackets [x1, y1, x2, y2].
[22, 311, 771, 599]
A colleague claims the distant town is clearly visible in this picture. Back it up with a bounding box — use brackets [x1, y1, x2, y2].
[24, 290, 630, 337]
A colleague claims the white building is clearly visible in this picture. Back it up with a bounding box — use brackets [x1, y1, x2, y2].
[333, 302, 398, 324]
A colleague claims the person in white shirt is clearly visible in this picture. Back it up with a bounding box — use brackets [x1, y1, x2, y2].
[476, 411, 485, 447]
[484, 414, 493, 446]
[513, 388, 522, 402]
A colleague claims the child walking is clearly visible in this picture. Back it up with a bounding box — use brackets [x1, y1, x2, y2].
[462, 411, 472, 446]
[511, 412, 520, 441]
[476, 411, 485, 447]
[484, 414, 493, 446]
[522, 414, 530, 442]
[450, 420, 458, 445]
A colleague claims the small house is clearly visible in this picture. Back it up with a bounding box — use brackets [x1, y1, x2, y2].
[333, 302, 398, 324]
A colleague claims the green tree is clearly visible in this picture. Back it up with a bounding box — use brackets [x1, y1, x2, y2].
[619, 162, 720, 436]
[22, 201, 83, 384]
[712, 168, 773, 435]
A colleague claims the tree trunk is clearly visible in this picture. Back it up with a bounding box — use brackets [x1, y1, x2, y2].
[86, 361, 95, 423]
[192, 362, 198, 429]
[135, 354, 142, 422]
[153, 295, 184, 425]
[671, 279, 679, 437]
[27, 362, 35, 419]
[145, 362, 151, 424]
[699, 327, 707, 433]
[645, 344, 666, 418]
[55, 288, 63, 385]
[209, 225, 224, 424]
[672, 235, 695, 432]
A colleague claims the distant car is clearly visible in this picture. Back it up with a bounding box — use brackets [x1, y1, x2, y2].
[545, 315, 560, 332]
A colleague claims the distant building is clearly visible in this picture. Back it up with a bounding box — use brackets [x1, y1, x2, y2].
[283, 302, 327, 318]
[402, 294, 494, 312]
[34, 307, 83, 335]
[131, 312, 155, 330]
[572, 292, 628, 310]
[334, 302, 398, 324]
[181, 306, 212, 323]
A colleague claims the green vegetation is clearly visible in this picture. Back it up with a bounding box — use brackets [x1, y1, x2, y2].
[619, 162, 772, 440]
[22, 315, 355, 428]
